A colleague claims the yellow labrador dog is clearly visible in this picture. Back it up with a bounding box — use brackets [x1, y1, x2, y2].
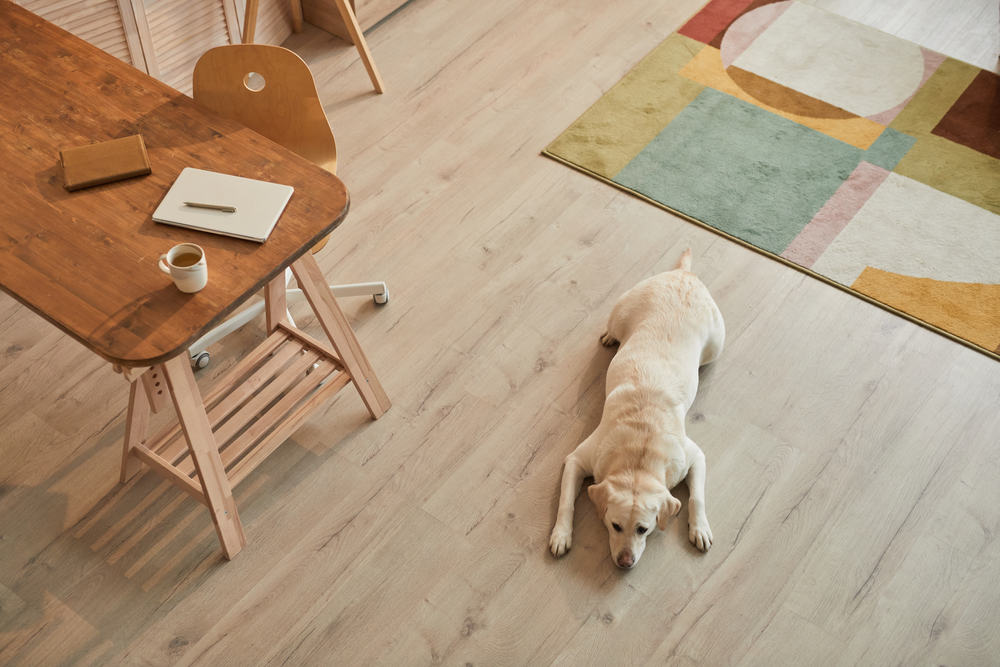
[549, 249, 724, 569]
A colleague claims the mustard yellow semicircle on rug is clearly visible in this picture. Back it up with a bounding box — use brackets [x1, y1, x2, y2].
[852, 267, 1000, 352]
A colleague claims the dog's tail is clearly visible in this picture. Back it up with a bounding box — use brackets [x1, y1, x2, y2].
[676, 248, 692, 272]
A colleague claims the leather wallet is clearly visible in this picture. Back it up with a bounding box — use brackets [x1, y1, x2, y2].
[60, 134, 152, 191]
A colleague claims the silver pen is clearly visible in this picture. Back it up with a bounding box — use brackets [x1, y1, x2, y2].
[184, 201, 237, 213]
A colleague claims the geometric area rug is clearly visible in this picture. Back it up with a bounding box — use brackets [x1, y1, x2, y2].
[544, 0, 1000, 360]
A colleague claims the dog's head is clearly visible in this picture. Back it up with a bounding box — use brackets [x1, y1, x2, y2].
[588, 473, 678, 569]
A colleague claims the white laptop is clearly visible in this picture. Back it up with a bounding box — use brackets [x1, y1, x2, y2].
[152, 168, 294, 243]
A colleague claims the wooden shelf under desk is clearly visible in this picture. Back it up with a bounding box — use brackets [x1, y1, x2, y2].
[129, 325, 351, 504]
[113, 254, 389, 560]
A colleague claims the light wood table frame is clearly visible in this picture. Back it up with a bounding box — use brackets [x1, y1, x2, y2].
[0, 1, 389, 560]
[119, 255, 390, 558]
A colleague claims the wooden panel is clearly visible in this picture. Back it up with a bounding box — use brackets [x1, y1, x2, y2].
[0, 1, 350, 367]
[16, 0, 297, 91]
[301, 0, 401, 40]
[143, 0, 294, 93]
[116, 0, 149, 71]
[248, 0, 296, 46]
[14, 0, 135, 64]
[144, 0, 236, 94]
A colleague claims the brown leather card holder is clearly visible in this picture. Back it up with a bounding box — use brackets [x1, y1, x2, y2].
[60, 134, 152, 191]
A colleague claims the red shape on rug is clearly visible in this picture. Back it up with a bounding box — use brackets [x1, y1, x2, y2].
[679, 0, 758, 44]
[932, 69, 1000, 159]
[679, 0, 787, 47]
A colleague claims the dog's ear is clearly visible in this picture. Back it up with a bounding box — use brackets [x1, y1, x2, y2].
[588, 481, 610, 518]
[656, 499, 670, 531]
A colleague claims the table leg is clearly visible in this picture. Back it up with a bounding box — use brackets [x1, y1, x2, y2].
[162, 355, 246, 559]
[289, 0, 304, 32]
[243, 0, 259, 43]
[264, 272, 287, 333]
[331, 0, 385, 93]
[140, 365, 169, 413]
[291, 253, 391, 419]
[120, 378, 150, 483]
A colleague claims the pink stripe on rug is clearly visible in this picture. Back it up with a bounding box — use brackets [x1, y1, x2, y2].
[782, 161, 890, 267]
[867, 48, 948, 125]
[720, 1, 792, 68]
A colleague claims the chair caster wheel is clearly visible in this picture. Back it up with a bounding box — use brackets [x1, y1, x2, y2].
[374, 289, 389, 305]
[191, 351, 211, 369]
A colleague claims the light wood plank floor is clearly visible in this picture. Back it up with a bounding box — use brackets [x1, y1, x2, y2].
[1, 0, 997, 664]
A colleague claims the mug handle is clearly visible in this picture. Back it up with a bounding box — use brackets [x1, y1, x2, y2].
[158, 254, 171, 274]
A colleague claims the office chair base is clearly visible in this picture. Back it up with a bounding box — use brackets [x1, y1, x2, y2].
[189, 281, 388, 368]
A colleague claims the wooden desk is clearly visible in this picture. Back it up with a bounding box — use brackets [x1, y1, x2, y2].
[0, 1, 390, 559]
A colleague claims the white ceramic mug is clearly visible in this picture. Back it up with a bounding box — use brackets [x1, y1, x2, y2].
[159, 243, 208, 293]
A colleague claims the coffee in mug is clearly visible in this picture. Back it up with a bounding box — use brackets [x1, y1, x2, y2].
[159, 243, 207, 293]
[171, 252, 202, 268]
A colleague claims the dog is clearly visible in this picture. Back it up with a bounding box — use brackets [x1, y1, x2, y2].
[549, 249, 724, 568]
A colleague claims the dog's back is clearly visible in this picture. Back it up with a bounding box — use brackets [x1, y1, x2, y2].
[604, 250, 724, 371]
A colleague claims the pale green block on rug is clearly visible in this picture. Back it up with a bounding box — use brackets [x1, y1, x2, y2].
[613, 88, 873, 254]
[544, 33, 705, 179]
[863, 129, 916, 170]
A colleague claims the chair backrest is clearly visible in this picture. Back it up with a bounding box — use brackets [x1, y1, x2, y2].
[192, 44, 337, 174]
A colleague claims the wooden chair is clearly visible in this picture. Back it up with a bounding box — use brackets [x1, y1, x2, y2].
[188, 43, 388, 368]
[194, 44, 339, 173]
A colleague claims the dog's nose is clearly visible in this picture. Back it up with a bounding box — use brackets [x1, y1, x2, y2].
[616, 551, 635, 569]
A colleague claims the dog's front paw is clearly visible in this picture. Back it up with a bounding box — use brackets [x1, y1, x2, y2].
[600, 332, 619, 347]
[688, 518, 713, 552]
[549, 525, 573, 557]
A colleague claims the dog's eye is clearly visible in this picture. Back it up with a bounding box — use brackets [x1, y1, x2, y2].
[612, 523, 622, 532]
[636, 526, 647, 535]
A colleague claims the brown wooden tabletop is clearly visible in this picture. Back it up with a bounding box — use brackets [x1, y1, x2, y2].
[0, 1, 350, 367]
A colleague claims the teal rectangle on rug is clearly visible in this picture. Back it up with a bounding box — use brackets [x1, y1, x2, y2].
[613, 88, 865, 254]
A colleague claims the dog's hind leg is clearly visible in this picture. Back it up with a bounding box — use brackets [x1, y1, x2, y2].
[601, 297, 630, 347]
[700, 305, 726, 366]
